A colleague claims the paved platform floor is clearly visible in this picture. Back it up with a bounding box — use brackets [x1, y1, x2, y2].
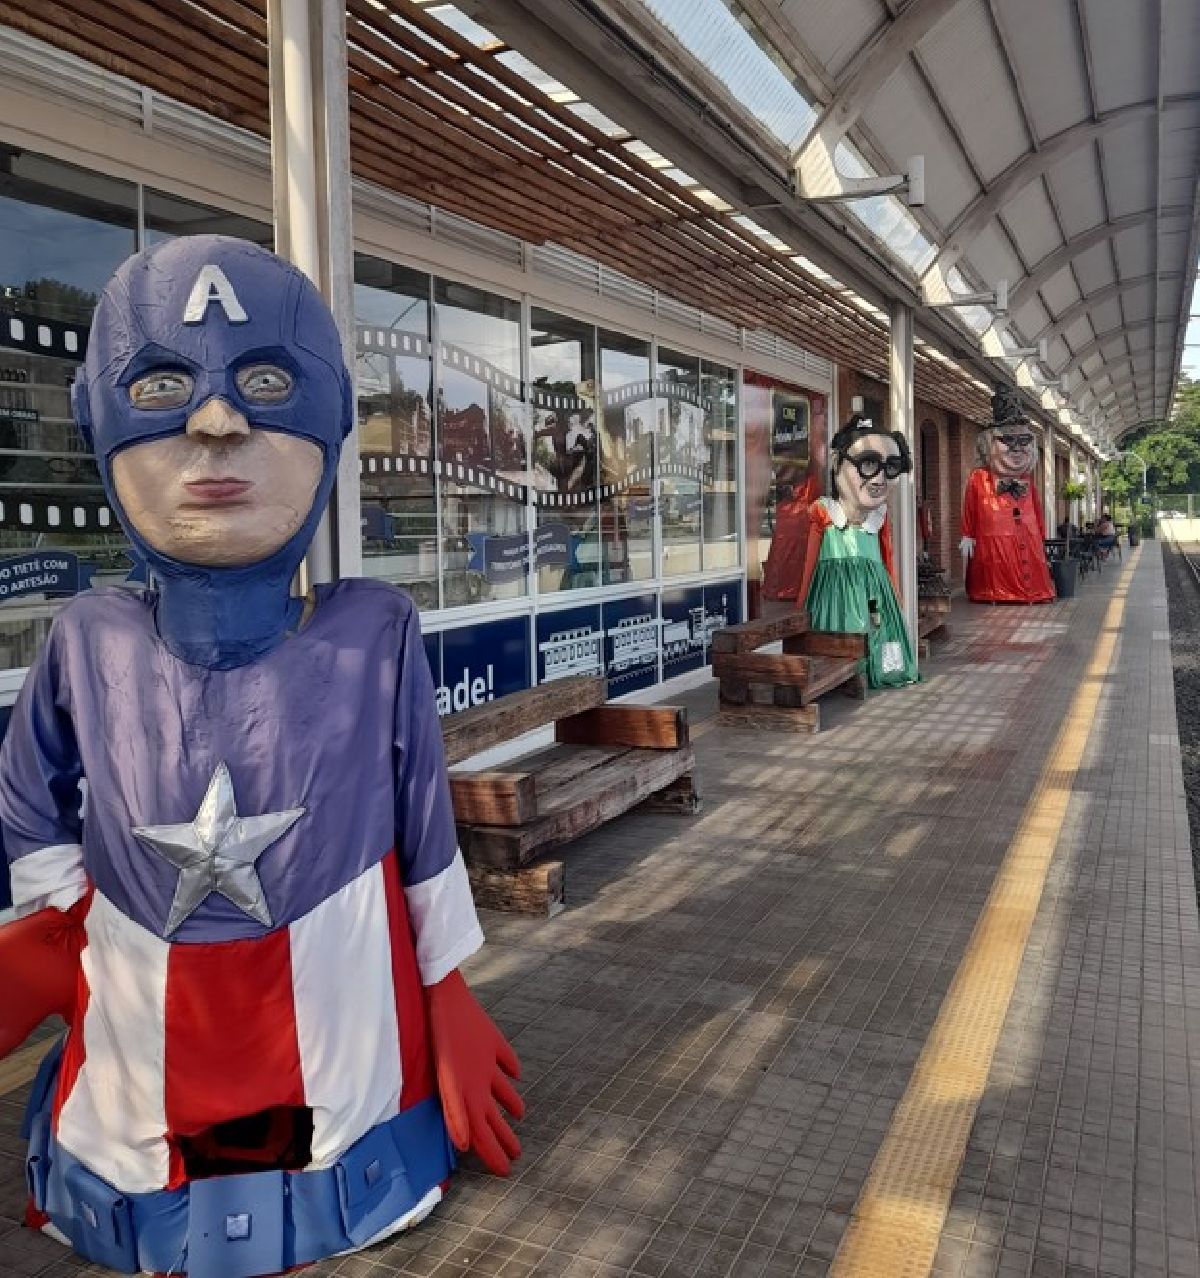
[1, 545, 1197, 1277]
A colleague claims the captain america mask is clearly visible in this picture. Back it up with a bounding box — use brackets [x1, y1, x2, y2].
[74, 235, 352, 568]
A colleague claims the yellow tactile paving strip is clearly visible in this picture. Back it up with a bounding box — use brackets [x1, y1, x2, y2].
[829, 551, 1138, 1278]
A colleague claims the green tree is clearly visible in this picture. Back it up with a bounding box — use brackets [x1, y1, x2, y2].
[1101, 375, 1200, 503]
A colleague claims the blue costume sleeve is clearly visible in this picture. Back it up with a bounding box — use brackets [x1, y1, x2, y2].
[393, 602, 483, 984]
[0, 625, 87, 916]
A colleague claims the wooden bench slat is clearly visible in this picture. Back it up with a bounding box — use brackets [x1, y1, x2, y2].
[441, 674, 607, 765]
[784, 631, 869, 659]
[800, 656, 863, 704]
[476, 742, 627, 786]
[711, 651, 813, 686]
[710, 609, 810, 653]
[459, 745, 696, 869]
[556, 705, 688, 750]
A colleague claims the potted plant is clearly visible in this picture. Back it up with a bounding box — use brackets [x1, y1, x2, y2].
[1053, 479, 1088, 598]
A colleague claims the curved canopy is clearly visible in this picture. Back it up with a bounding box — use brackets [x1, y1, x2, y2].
[754, 0, 1199, 441]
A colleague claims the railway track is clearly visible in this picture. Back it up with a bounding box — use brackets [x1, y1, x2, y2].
[1157, 527, 1200, 887]
[1160, 521, 1200, 592]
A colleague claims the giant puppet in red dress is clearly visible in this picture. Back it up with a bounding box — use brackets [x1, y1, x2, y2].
[960, 388, 1056, 605]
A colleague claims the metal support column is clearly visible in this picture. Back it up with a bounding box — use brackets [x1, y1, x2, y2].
[888, 300, 919, 653]
[1042, 426, 1057, 534]
[1068, 441, 1079, 525]
[267, 0, 360, 585]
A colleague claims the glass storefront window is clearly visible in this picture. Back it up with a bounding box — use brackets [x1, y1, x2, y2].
[355, 255, 439, 609]
[656, 346, 703, 577]
[599, 329, 653, 584]
[0, 144, 769, 688]
[0, 146, 138, 670]
[435, 280, 526, 605]
[744, 370, 828, 617]
[702, 361, 739, 570]
[143, 188, 272, 248]
[530, 308, 599, 593]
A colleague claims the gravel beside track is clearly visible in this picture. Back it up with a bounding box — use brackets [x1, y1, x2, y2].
[1161, 534, 1200, 890]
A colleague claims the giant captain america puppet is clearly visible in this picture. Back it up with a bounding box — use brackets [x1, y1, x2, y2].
[0, 236, 522, 1278]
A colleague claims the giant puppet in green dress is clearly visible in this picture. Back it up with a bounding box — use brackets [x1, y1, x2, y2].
[796, 416, 918, 689]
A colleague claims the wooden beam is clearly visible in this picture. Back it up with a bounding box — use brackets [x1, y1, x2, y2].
[448, 771, 536, 826]
[555, 705, 689, 750]
[710, 610, 811, 654]
[801, 656, 864, 704]
[785, 631, 869, 659]
[467, 859, 565, 917]
[712, 652, 813, 686]
[441, 675, 607, 766]
[458, 746, 695, 869]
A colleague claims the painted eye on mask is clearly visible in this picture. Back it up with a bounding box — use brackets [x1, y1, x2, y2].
[129, 369, 194, 410]
[236, 363, 294, 404]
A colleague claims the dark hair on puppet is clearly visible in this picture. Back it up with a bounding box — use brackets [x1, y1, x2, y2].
[829, 413, 912, 491]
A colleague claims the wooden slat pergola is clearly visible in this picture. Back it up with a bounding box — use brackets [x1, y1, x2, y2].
[0, 0, 995, 422]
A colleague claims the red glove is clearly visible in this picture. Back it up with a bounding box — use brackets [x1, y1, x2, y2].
[0, 902, 87, 1058]
[426, 969, 523, 1176]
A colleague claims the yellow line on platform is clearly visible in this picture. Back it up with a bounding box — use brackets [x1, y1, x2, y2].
[830, 550, 1139, 1278]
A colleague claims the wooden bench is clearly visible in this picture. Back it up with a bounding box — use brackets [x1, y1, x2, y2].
[441, 675, 698, 916]
[711, 610, 867, 733]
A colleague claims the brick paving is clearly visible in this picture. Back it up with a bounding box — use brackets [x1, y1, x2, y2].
[0, 546, 1196, 1277]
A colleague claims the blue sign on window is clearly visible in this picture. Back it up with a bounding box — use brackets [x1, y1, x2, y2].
[0, 551, 80, 603]
[438, 615, 530, 716]
[602, 592, 660, 696]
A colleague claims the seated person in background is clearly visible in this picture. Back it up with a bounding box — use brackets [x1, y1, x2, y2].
[1056, 518, 1077, 540]
[1095, 512, 1118, 557]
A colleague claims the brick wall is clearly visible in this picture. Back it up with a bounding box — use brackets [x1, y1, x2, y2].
[836, 368, 889, 428]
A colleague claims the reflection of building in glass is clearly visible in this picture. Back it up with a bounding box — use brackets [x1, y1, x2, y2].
[609, 614, 660, 671]
[492, 392, 529, 473]
[671, 399, 706, 468]
[441, 401, 489, 467]
[359, 386, 432, 457]
[539, 625, 603, 680]
[533, 406, 596, 494]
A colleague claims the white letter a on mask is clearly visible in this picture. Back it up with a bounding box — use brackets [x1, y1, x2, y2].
[183, 265, 248, 325]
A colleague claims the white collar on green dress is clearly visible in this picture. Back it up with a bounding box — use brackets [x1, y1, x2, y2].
[819, 496, 887, 535]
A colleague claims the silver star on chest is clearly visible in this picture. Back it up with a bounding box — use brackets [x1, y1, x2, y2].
[133, 762, 304, 937]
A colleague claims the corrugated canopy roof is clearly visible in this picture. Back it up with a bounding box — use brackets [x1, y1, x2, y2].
[684, 0, 1200, 448]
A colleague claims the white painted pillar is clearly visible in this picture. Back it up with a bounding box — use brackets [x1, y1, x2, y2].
[1045, 428, 1057, 534]
[267, 0, 361, 585]
[888, 301, 918, 653]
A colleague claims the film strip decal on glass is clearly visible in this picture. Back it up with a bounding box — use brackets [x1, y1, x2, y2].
[357, 454, 706, 506]
[357, 333, 709, 505]
[356, 328, 431, 359]
[360, 453, 527, 501]
[0, 495, 115, 534]
[0, 311, 89, 361]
